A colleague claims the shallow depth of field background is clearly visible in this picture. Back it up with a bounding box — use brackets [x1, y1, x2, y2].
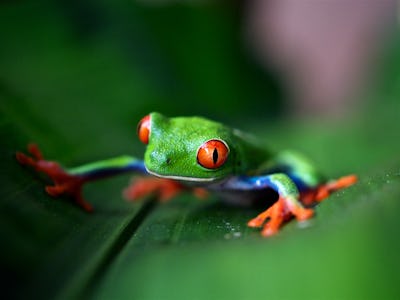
[1, 1, 399, 299]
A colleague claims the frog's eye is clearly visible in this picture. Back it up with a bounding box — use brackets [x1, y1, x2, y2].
[137, 115, 151, 144]
[197, 139, 229, 169]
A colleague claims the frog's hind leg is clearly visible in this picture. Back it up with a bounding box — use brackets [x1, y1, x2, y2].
[223, 174, 314, 237]
[270, 151, 357, 206]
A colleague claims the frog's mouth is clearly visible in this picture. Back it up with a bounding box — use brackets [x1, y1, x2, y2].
[145, 166, 218, 182]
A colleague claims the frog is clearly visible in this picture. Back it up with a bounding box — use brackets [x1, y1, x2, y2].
[16, 112, 357, 237]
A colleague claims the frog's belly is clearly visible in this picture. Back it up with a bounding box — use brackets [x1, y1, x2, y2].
[213, 188, 279, 209]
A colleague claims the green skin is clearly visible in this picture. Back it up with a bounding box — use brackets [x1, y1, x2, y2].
[145, 112, 271, 180]
[18, 112, 333, 236]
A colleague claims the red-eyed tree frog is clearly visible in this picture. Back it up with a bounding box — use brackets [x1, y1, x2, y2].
[16, 112, 357, 237]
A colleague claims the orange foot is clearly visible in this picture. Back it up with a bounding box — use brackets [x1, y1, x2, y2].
[247, 197, 314, 237]
[123, 177, 183, 202]
[16, 144, 93, 212]
[301, 174, 358, 206]
[123, 177, 209, 203]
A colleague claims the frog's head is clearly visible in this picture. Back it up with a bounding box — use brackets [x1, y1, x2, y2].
[137, 112, 240, 182]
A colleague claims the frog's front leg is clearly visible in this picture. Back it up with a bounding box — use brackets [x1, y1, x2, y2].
[16, 144, 147, 212]
[222, 174, 314, 237]
[124, 177, 208, 203]
[123, 177, 183, 202]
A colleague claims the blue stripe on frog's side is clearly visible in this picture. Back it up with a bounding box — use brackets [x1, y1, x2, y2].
[207, 171, 303, 207]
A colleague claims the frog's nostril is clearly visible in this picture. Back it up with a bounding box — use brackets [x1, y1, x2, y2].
[149, 150, 172, 166]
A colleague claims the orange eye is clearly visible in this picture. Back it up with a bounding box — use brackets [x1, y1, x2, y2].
[197, 139, 229, 169]
[137, 115, 151, 144]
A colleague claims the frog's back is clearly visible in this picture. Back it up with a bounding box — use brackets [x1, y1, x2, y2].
[230, 128, 271, 176]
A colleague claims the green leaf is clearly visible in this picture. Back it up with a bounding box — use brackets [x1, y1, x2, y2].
[1, 2, 400, 300]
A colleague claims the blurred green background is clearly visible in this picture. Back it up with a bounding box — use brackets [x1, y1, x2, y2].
[1, 1, 400, 299]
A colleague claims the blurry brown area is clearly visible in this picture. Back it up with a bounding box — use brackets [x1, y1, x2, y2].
[245, 0, 397, 117]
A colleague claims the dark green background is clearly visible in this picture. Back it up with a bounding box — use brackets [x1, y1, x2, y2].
[1, 2, 400, 299]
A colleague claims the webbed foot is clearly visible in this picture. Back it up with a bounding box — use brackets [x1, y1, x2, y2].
[123, 177, 209, 202]
[123, 177, 184, 202]
[247, 196, 314, 237]
[16, 144, 93, 212]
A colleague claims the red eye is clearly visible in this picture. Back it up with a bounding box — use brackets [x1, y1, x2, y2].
[197, 139, 229, 169]
[137, 115, 151, 144]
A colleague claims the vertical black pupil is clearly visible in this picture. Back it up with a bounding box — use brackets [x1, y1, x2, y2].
[212, 148, 218, 164]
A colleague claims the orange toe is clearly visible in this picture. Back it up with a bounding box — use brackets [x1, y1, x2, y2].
[328, 174, 358, 190]
[247, 217, 265, 228]
[294, 208, 314, 221]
